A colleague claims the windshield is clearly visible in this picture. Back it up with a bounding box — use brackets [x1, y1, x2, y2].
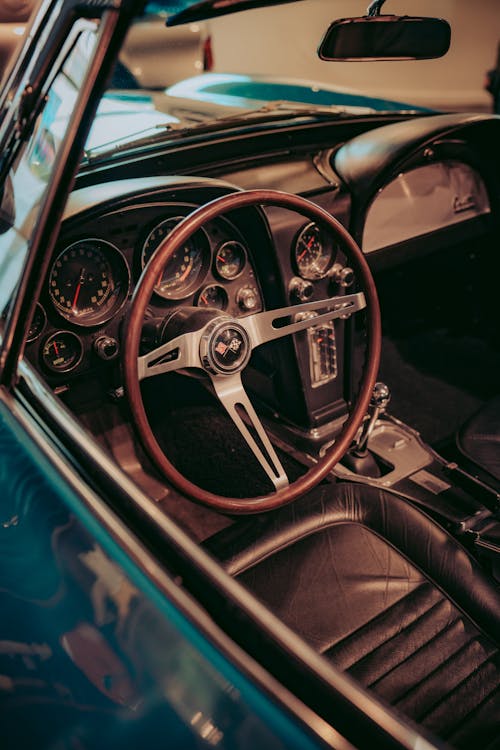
[87, 0, 496, 153]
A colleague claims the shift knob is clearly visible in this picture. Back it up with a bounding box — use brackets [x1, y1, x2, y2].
[354, 382, 391, 454]
[370, 382, 391, 410]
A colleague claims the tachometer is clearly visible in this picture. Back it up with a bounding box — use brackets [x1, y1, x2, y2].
[141, 216, 209, 300]
[48, 239, 129, 326]
[294, 222, 335, 280]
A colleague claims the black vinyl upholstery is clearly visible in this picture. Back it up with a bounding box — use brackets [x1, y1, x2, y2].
[458, 397, 500, 484]
[206, 483, 500, 748]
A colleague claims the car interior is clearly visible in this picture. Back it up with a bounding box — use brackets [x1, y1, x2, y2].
[4, 1, 500, 747]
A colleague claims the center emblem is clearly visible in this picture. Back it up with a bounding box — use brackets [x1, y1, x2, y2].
[200, 319, 251, 374]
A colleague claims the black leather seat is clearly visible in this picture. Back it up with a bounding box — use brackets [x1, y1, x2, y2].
[458, 397, 500, 486]
[205, 483, 500, 749]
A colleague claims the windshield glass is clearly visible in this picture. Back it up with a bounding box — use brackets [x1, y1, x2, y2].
[90, 0, 496, 153]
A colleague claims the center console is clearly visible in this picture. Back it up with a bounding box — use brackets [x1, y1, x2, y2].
[332, 389, 500, 583]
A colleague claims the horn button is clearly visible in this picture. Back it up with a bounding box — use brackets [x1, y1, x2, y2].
[200, 318, 251, 375]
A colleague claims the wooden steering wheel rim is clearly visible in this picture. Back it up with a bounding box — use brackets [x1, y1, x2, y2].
[123, 189, 381, 514]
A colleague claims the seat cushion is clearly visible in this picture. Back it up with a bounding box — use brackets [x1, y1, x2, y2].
[205, 483, 500, 748]
[323, 539, 500, 749]
[458, 397, 500, 483]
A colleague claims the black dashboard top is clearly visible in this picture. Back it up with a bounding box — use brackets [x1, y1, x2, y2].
[334, 112, 499, 197]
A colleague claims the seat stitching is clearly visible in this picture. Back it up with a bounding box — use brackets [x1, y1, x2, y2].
[368, 614, 465, 691]
[320, 581, 435, 658]
[391, 632, 485, 707]
[322, 587, 446, 668]
[443, 680, 500, 740]
[416, 648, 500, 725]
[347, 596, 452, 670]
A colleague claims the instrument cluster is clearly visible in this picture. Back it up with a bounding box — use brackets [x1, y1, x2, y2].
[28, 205, 263, 379]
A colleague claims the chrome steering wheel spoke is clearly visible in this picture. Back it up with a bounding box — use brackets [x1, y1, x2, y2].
[138, 330, 202, 380]
[210, 372, 289, 491]
[240, 292, 366, 348]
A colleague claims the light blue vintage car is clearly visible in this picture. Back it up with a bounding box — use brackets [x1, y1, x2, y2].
[166, 72, 430, 112]
[0, 1, 499, 749]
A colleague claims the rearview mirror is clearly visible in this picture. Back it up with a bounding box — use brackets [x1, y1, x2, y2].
[318, 15, 451, 61]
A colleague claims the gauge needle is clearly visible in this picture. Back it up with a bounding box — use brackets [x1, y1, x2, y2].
[298, 236, 317, 262]
[200, 294, 208, 304]
[53, 342, 59, 356]
[179, 263, 193, 282]
[72, 283, 82, 309]
[72, 268, 85, 310]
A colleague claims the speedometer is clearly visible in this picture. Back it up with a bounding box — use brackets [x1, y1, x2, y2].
[141, 216, 210, 300]
[48, 239, 130, 327]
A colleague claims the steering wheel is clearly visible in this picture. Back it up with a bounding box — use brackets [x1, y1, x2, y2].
[123, 190, 381, 514]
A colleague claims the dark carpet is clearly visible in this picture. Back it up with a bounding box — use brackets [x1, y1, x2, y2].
[379, 330, 500, 445]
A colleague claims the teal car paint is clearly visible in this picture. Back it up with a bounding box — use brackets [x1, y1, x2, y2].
[167, 73, 431, 113]
[0, 396, 324, 749]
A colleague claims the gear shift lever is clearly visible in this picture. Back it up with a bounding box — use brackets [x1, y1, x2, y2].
[353, 382, 391, 455]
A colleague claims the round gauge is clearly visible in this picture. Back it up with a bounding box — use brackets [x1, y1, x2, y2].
[141, 216, 209, 300]
[42, 331, 83, 373]
[27, 303, 46, 343]
[196, 284, 228, 311]
[294, 222, 335, 280]
[48, 239, 130, 327]
[215, 240, 247, 280]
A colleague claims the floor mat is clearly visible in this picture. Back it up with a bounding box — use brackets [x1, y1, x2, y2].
[379, 331, 500, 445]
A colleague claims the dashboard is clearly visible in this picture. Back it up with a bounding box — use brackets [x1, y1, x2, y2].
[25, 112, 500, 444]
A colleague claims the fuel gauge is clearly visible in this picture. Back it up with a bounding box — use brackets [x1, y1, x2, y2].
[42, 331, 83, 373]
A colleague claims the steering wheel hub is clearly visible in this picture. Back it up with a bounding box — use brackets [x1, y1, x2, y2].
[200, 318, 251, 375]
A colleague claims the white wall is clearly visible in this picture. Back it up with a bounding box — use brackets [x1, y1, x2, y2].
[210, 0, 499, 111]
